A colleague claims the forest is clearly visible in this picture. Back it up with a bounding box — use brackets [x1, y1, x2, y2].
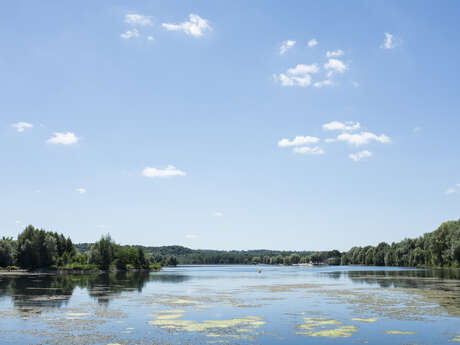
[0, 226, 158, 271]
[341, 219, 460, 267]
[2, 219, 460, 271]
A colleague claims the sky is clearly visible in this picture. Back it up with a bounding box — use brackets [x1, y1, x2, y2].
[1, 1, 459, 251]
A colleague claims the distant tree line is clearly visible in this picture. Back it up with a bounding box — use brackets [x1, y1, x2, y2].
[4, 219, 460, 271]
[341, 220, 460, 268]
[0, 226, 159, 271]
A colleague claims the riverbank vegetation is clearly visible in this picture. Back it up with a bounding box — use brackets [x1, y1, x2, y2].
[341, 219, 460, 268]
[0, 226, 161, 271]
[2, 219, 460, 271]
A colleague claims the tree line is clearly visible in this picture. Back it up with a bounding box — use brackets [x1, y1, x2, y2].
[0, 226, 160, 271]
[3, 219, 460, 271]
[341, 219, 460, 267]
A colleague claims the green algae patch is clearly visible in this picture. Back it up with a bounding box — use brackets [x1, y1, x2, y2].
[66, 312, 90, 317]
[155, 313, 184, 320]
[385, 330, 416, 335]
[452, 335, 460, 342]
[351, 317, 378, 323]
[150, 316, 265, 332]
[297, 325, 358, 338]
[297, 317, 358, 338]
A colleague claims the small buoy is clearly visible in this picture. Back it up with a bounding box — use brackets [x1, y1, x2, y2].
[258, 269, 262, 274]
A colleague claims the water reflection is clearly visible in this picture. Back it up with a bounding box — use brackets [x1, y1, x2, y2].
[325, 268, 460, 315]
[0, 270, 190, 312]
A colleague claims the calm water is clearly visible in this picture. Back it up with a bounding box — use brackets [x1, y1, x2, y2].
[1, 265, 460, 344]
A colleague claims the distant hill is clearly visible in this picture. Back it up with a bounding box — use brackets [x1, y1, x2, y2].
[74, 243, 323, 265]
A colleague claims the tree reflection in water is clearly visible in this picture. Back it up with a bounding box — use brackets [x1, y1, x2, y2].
[0, 270, 190, 312]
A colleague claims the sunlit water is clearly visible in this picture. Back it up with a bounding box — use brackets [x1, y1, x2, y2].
[1, 265, 460, 344]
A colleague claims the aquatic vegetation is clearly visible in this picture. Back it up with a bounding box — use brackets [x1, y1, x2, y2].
[385, 330, 416, 335]
[351, 317, 378, 322]
[297, 317, 358, 338]
[298, 325, 359, 338]
[149, 316, 265, 334]
[66, 312, 90, 317]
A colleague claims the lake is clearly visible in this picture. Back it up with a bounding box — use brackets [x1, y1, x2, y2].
[1, 265, 460, 344]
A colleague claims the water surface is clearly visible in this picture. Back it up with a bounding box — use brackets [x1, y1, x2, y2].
[1, 265, 460, 344]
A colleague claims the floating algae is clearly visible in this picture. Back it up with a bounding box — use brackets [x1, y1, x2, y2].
[385, 330, 416, 335]
[149, 316, 265, 332]
[298, 325, 359, 338]
[296, 317, 358, 338]
[66, 312, 90, 317]
[155, 313, 184, 320]
[351, 318, 378, 322]
[452, 335, 460, 342]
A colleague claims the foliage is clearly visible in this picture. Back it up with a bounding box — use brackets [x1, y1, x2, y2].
[342, 219, 460, 268]
[15, 226, 76, 269]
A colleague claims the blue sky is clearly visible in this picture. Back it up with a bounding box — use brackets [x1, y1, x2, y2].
[1, 1, 459, 251]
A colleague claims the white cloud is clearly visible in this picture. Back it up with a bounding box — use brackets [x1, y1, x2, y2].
[12, 122, 33, 133]
[124, 14, 152, 26]
[47, 132, 79, 145]
[323, 121, 360, 131]
[147, 36, 154, 41]
[293, 146, 324, 155]
[15, 220, 21, 224]
[186, 234, 198, 239]
[446, 184, 460, 195]
[349, 150, 372, 162]
[307, 38, 318, 47]
[278, 136, 320, 147]
[276, 64, 320, 87]
[280, 40, 296, 55]
[313, 79, 333, 88]
[142, 165, 186, 178]
[120, 29, 139, 39]
[352, 81, 360, 88]
[326, 49, 344, 58]
[380, 32, 395, 49]
[445, 187, 456, 195]
[76, 188, 86, 194]
[162, 14, 211, 37]
[324, 138, 336, 143]
[214, 211, 224, 217]
[324, 58, 347, 77]
[337, 132, 391, 146]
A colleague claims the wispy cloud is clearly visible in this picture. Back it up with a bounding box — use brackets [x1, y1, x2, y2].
[323, 121, 360, 131]
[313, 79, 333, 88]
[324, 58, 347, 77]
[352, 81, 360, 88]
[445, 184, 460, 195]
[380, 32, 395, 49]
[47, 132, 79, 145]
[162, 14, 211, 37]
[280, 40, 296, 55]
[75, 188, 86, 194]
[337, 132, 391, 146]
[278, 136, 320, 147]
[326, 49, 344, 58]
[12, 122, 33, 133]
[142, 165, 186, 178]
[275, 64, 320, 87]
[307, 38, 318, 47]
[349, 150, 372, 162]
[124, 14, 152, 26]
[214, 211, 224, 217]
[186, 234, 198, 239]
[120, 29, 139, 39]
[293, 146, 324, 155]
